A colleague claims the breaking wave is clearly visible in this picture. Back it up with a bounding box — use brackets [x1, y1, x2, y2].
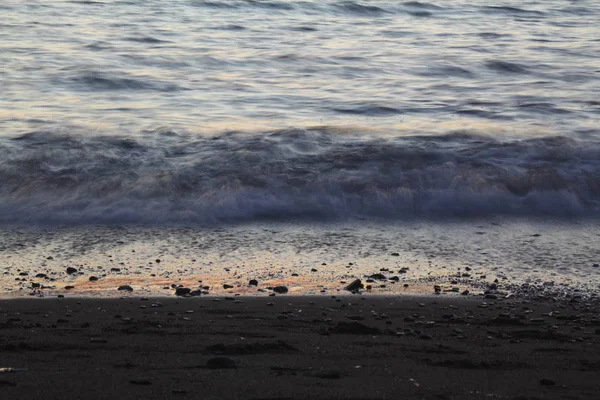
[1, 128, 600, 225]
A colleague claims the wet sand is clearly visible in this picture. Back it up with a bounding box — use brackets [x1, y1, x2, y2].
[1, 295, 599, 399]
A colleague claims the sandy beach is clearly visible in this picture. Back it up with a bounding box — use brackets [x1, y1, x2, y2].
[1, 294, 599, 399]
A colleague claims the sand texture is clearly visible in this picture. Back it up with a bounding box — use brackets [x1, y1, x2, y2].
[1, 295, 599, 399]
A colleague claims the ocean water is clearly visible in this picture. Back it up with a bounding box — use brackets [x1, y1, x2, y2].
[1, 1, 600, 295]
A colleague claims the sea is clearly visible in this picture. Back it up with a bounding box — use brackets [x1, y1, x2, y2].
[1, 0, 599, 297]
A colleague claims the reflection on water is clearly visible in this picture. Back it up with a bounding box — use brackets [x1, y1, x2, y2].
[1, 221, 599, 297]
[1, 0, 599, 135]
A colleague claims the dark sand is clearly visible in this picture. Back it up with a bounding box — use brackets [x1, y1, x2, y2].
[1, 295, 599, 400]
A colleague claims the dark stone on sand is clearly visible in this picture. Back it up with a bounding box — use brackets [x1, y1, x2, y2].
[434, 285, 441, 293]
[19, 272, 28, 276]
[118, 285, 133, 292]
[111, 268, 121, 272]
[390, 252, 400, 256]
[89, 276, 99, 282]
[190, 290, 202, 297]
[273, 286, 288, 294]
[540, 378, 555, 386]
[368, 273, 386, 280]
[66, 267, 77, 275]
[35, 273, 48, 279]
[64, 285, 75, 290]
[593, 263, 599, 268]
[344, 279, 363, 292]
[175, 287, 191, 296]
[206, 357, 237, 369]
[311, 268, 318, 272]
[249, 279, 258, 286]
[330, 321, 382, 335]
[223, 284, 234, 289]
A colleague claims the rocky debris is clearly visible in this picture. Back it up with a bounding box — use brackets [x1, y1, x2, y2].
[368, 273, 386, 280]
[390, 252, 400, 256]
[110, 268, 121, 272]
[89, 276, 99, 282]
[175, 287, 191, 296]
[344, 279, 363, 292]
[206, 357, 237, 369]
[273, 286, 288, 294]
[64, 285, 75, 290]
[434, 285, 441, 293]
[35, 273, 48, 279]
[118, 285, 133, 292]
[330, 321, 382, 335]
[66, 267, 77, 275]
[248, 279, 258, 286]
[223, 284, 234, 289]
[190, 290, 202, 297]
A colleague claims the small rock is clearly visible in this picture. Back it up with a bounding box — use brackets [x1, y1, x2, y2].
[66, 267, 77, 275]
[273, 286, 288, 294]
[118, 285, 133, 292]
[248, 279, 258, 286]
[344, 279, 363, 292]
[390, 252, 400, 256]
[89, 276, 99, 282]
[223, 284, 234, 289]
[175, 288, 191, 296]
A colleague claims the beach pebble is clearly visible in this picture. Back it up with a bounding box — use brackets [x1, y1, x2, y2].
[344, 279, 363, 292]
[89, 276, 99, 282]
[223, 284, 234, 289]
[273, 286, 288, 294]
[66, 267, 77, 275]
[248, 279, 258, 286]
[118, 285, 133, 292]
[175, 287, 191, 296]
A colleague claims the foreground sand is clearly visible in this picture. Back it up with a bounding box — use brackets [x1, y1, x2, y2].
[1, 295, 599, 400]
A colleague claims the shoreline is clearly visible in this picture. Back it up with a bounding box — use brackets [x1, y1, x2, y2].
[2, 295, 599, 399]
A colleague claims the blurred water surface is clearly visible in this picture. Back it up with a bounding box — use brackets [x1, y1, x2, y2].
[1, 0, 599, 135]
[1, 1, 600, 223]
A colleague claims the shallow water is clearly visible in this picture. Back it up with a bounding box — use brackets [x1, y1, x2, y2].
[1, 221, 599, 297]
